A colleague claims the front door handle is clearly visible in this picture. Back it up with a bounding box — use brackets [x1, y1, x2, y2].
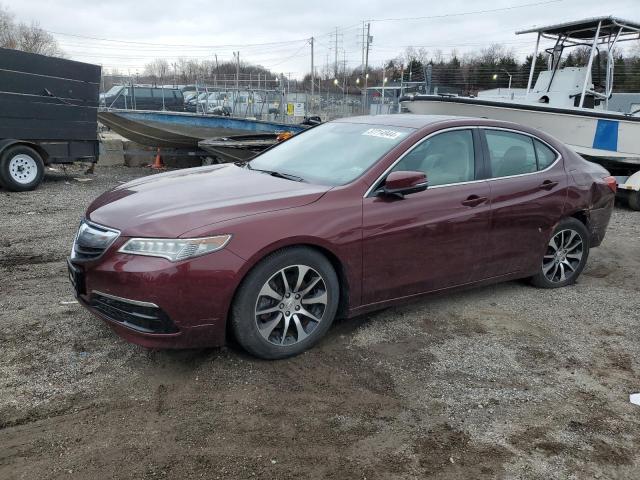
[461, 195, 487, 207]
[539, 180, 559, 190]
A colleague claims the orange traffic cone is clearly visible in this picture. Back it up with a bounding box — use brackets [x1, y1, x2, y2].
[276, 131, 294, 142]
[151, 148, 165, 170]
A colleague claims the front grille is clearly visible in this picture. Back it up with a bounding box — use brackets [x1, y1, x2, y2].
[90, 292, 179, 334]
[71, 221, 120, 262]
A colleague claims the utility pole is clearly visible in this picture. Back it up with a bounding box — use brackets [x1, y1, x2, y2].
[233, 51, 240, 116]
[310, 37, 314, 113]
[343, 49, 347, 101]
[381, 66, 386, 115]
[363, 22, 371, 115]
[361, 21, 366, 75]
[234, 51, 240, 91]
[334, 26, 339, 78]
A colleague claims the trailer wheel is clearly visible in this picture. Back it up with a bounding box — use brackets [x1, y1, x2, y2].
[629, 191, 640, 211]
[0, 145, 45, 192]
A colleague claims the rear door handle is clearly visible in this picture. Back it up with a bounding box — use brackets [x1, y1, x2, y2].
[461, 195, 487, 207]
[539, 180, 559, 190]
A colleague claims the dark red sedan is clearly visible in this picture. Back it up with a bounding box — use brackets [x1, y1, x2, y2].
[69, 115, 615, 359]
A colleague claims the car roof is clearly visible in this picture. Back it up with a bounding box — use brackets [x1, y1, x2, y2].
[334, 114, 474, 129]
[331, 114, 563, 148]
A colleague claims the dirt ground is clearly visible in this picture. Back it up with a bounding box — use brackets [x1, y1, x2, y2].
[1, 165, 639, 479]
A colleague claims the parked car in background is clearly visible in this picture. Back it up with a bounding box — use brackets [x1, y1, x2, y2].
[183, 91, 199, 104]
[184, 90, 268, 115]
[102, 85, 184, 111]
[184, 91, 214, 112]
[69, 115, 615, 359]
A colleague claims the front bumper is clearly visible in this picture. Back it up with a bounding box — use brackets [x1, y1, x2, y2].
[89, 291, 178, 334]
[69, 244, 246, 349]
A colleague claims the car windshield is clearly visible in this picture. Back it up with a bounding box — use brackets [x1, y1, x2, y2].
[248, 122, 414, 186]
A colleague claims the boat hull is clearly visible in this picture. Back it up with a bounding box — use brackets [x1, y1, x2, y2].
[198, 135, 279, 162]
[401, 96, 640, 161]
[98, 110, 305, 149]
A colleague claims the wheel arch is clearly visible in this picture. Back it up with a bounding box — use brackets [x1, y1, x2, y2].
[568, 209, 589, 228]
[0, 139, 48, 163]
[226, 238, 352, 337]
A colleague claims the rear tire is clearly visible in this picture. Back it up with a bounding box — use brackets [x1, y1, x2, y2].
[628, 191, 640, 211]
[0, 145, 45, 192]
[231, 247, 339, 359]
[530, 217, 590, 289]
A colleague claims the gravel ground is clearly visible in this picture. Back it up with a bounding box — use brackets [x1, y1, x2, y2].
[0, 165, 639, 479]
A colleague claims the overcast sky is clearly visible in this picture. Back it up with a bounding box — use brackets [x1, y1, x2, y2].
[8, 0, 640, 77]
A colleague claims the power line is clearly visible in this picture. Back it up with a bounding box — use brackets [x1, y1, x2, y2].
[368, 0, 563, 23]
[49, 31, 309, 48]
[48, 22, 360, 49]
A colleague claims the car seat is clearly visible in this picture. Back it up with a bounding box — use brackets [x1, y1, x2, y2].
[496, 146, 529, 177]
[423, 141, 470, 184]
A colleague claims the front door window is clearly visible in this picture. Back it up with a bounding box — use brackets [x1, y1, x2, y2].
[391, 129, 475, 186]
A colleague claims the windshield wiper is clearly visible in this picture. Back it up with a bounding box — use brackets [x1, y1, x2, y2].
[243, 163, 305, 182]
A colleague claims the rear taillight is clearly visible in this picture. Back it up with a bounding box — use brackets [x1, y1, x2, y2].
[603, 176, 617, 193]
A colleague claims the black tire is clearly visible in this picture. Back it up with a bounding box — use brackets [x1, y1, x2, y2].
[530, 217, 590, 289]
[0, 145, 45, 192]
[231, 247, 340, 359]
[628, 191, 640, 211]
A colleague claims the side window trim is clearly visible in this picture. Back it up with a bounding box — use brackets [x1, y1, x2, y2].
[476, 128, 491, 180]
[533, 139, 559, 171]
[365, 127, 479, 197]
[480, 127, 562, 180]
[532, 139, 541, 170]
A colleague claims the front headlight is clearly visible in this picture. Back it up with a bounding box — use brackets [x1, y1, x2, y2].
[118, 235, 231, 262]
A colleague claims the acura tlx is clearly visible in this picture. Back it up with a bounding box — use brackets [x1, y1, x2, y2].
[68, 115, 615, 359]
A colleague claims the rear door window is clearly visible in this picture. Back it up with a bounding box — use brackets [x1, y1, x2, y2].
[534, 139, 558, 170]
[391, 129, 475, 186]
[485, 130, 537, 177]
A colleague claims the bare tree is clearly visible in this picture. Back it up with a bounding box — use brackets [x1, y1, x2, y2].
[0, 5, 62, 56]
[478, 44, 515, 64]
[0, 6, 16, 48]
[403, 46, 428, 66]
[15, 22, 62, 56]
[144, 58, 170, 84]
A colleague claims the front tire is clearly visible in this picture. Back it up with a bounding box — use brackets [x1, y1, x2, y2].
[0, 145, 45, 192]
[628, 191, 640, 211]
[530, 217, 590, 289]
[231, 247, 339, 359]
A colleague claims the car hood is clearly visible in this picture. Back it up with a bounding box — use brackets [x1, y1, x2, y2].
[87, 164, 330, 237]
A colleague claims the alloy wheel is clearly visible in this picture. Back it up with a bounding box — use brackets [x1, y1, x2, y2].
[542, 229, 584, 283]
[254, 264, 328, 346]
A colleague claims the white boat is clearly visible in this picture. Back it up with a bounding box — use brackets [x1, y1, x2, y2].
[401, 17, 640, 209]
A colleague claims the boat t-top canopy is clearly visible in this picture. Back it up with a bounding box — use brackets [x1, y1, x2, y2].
[517, 16, 640, 42]
[517, 17, 640, 108]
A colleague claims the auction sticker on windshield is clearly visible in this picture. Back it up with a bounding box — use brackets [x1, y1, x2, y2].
[362, 128, 406, 140]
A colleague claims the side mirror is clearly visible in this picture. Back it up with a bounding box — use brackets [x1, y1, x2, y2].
[379, 171, 428, 197]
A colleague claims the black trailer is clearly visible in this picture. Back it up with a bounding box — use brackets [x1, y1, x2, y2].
[0, 47, 101, 191]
